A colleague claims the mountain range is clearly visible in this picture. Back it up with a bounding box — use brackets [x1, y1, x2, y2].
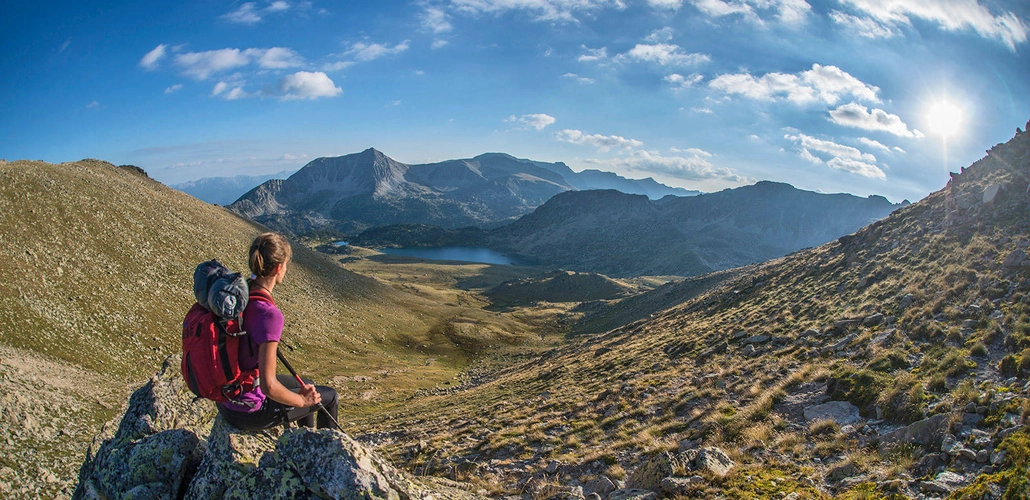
[355, 182, 906, 277]
[171, 170, 295, 206]
[227, 149, 697, 234]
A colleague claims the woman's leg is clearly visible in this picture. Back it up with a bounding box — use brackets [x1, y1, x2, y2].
[218, 401, 288, 430]
[315, 386, 339, 430]
[278, 374, 316, 428]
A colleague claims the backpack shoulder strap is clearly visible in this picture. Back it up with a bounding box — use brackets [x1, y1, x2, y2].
[248, 286, 276, 307]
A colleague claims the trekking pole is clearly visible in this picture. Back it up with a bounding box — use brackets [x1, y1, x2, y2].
[276, 350, 344, 431]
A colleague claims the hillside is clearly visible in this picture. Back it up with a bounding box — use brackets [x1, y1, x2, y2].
[485, 271, 636, 309]
[0, 159, 538, 498]
[228, 149, 696, 235]
[487, 183, 904, 277]
[356, 127, 1030, 498]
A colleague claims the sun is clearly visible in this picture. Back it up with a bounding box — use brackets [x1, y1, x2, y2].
[926, 101, 963, 138]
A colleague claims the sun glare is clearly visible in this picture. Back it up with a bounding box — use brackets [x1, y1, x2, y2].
[927, 101, 963, 138]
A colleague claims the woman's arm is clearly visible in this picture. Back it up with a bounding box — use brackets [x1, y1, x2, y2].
[257, 341, 321, 408]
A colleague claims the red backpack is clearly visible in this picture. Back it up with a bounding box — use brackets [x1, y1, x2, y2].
[181, 260, 260, 405]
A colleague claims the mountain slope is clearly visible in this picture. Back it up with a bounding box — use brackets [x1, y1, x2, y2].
[0, 158, 534, 497]
[488, 183, 904, 277]
[361, 126, 1030, 497]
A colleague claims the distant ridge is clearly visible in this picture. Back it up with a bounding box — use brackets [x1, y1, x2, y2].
[486, 182, 906, 277]
[228, 149, 696, 234]
[172, 169, 295, 205]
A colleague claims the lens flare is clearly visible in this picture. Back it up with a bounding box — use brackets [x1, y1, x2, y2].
[927, 101, 963, 138]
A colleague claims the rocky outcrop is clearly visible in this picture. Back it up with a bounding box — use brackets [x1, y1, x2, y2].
[624, 446, 735, 495]
[73, 356, 482, 500]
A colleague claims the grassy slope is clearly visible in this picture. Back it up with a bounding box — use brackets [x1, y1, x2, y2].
[0, 159, 538, 497]
[359, 131, 1030, 498]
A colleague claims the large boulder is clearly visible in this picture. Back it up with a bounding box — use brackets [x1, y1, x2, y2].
[73, 356, 482, 500]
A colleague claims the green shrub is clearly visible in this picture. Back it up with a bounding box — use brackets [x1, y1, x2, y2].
[866, 350, 910, 372]
[928, 373, 948, 393]
[1000, 354, 1020, 378]
[970, 342, 989, 357]
[829, 369, 888, 416]
[880, 374, 926, 424]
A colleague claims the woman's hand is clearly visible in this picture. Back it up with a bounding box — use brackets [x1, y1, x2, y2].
[299, 383, 322, 407]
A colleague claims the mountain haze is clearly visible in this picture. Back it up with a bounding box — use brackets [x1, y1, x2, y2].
[172, 170, 295, 206]
[229, 149, 695, 234]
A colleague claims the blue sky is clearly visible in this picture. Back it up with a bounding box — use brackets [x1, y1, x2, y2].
[2, 0, 1028, 203]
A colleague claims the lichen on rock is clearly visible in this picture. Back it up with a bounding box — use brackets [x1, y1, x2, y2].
[73, 356, 484, 500]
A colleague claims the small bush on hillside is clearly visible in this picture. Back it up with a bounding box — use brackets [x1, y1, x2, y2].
[970, 342, 989, 357]
[865, 350, 910, 372]
[880, 373, 927, 424]
[999, 350, 1030, 378]
[828, 369, 887, 416]
[927, 373, 948, 393]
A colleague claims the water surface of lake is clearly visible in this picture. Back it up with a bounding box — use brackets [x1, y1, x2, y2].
[380, 246, 525, 265]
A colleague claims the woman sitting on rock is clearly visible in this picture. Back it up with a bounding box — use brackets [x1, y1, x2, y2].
[219, 232, 339, 430]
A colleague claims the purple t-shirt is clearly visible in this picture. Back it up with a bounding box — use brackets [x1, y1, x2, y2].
[220, 298, 283, 412]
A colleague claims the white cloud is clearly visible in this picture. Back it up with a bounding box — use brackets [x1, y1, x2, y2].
[709, 63, 879, 105]
[665, 73, 703, 90]
[212, 82, 247, 99]
[691, 107, 714, 114]
[432, 39, 449, 49]
[786, 133, 876, 162]
[857, 137, 891, 152]
[254, 47, 304, 69]
[799, 147, 823, 164]
[345, 40, 410, 62]
[222, 1, 292, 24]
[618, 43, 710, 66]
[448, 0, 626, 23]
[828, 102, 923, 138]
[649, 0, 682, 10]
[323, 61, 355, 71]
[671, 147, 713, 157]
[584, 149, 747, 182]
[279, 153, 309, 160]
[225, 87, 248, 100]
[140, 44, 167, 70]
[164, 84, 184, 94]
[786, 132, 885, 179]
[223, 2, 262, 24]
[578, 46, 608, 63]
[645, 27, 675, 43]
[171, 47, 302, 80]
[827, 157, 885, 179]
[507, 113, 557, 130]
[556, 129, 643, 152]
[562, 73, 595, 84]
[278, 71, 343, 100]
[839, 0, 1028, 50]
[423, 7, 453, 33]
[693, 0, 812, 25]
[893, 146, 906, 154]
[267, 1, 290, 12]
[174, 49, 252, 80]
[86, 101, 100, 109]
[829, 10, 899, 38]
